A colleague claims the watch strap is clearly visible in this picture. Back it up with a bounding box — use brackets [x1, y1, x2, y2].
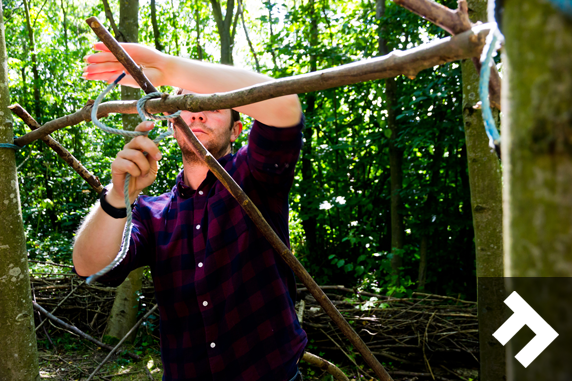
[99, 187, 134, 219]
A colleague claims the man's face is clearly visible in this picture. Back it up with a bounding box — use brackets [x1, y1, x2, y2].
[173, 107, 242, 163]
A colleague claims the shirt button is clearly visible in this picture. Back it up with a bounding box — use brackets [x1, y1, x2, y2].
[210, 342, 216, 348]
[196, 224, 200, 229]
[275, 163, 279, 167]
[199, 190, 203, 195]
[198, 262, 203, 268]
[203, 301, 208, 307]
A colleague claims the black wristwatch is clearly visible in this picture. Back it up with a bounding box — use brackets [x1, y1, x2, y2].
[99, 187, 135, 219]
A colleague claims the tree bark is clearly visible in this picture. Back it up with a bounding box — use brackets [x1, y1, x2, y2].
[377, 0, 404, 274]
[0, 2, 40, 378]
[461, 2, 505, 380]
[209, 0, 235, 65]
[22, 0, 41, 123]
[503, 0, 572, 379]
[103, 0, 143, 345]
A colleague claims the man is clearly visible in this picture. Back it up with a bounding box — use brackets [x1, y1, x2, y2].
[73, 43, 307, 381]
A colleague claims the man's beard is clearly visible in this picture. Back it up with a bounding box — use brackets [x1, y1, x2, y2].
[176, 121, 234, 165]
[178, 133, 231, 165]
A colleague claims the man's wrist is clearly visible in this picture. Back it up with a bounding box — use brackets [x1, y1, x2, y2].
[105, 186, 138, 208]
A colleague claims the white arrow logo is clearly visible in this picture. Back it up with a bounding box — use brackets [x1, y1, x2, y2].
[493, 291, 559, 368]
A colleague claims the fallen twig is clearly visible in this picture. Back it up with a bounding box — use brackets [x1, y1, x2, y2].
[87, 304, 158, 381]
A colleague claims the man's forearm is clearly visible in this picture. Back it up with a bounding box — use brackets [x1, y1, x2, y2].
[72, 190, 137, 276]
[160, 56, 302, 127]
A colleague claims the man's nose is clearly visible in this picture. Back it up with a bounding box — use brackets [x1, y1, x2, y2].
[189, 112, 206, 122]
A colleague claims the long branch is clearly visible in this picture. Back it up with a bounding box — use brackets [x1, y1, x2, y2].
[14, 23, 493, 148]
[9, 104, 103, 194]
[86, 16, 399, 381]
[393, 0, 501, 109]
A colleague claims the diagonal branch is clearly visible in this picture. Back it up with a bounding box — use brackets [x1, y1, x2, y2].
[393, 0, 501, 109]
[13, 23, 493, 148]
[9, 104, 103, 194]
[33, 302, 140, 361]
[394, 0, 472, 35]
[86, 16, 394, 381]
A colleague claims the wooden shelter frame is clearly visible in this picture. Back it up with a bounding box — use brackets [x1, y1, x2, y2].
[4, 1, 502, 380]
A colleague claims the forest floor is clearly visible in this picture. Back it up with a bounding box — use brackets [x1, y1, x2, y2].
[31, 265, 479, 381]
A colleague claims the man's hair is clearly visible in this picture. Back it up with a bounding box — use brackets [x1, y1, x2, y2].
[174, 87, 240, 127]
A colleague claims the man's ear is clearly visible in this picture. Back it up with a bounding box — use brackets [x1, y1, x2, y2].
[230, 121, 243, 142]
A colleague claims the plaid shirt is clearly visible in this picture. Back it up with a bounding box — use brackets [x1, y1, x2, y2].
[84, 119, 307, 381]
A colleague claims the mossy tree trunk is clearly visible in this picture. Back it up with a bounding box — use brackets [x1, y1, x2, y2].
[503, 1, 572, 379]
[0, 2, 40, 379]
[104, 0, 144, 345]
[461, 1, 505, 379]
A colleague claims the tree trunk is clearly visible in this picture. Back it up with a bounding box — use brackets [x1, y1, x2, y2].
[104, 0, 143, 345]
[461, 1, 505, 379]
[150, 0, 163, 51]
[503, 0, 572, 379]
[267, 0, 279, 70]
[103, 268, 144, 344]
[61, 0, 68, 52]
[301, 0, 318, 257]
[194, 0, 203, 60]
[22, 0, 41, 123]
[417, 131, 444, 290]
[209, 0, 236, 65]
[0, 2, 40, 378]
[377, 0, 404, 274]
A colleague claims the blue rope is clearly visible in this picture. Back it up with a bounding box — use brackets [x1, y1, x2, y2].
[87, 73, 181, 284]
[546, 0, 572, 18]
[0, 143, 23, 150]
[479, 29, 502, 150]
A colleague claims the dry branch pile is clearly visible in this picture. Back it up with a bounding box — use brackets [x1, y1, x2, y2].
[296, 286, 479, 380]
[31, 270, 479, 380]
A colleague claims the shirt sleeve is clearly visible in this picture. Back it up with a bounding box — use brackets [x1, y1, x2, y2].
[72, 199, 153, 287]
[246, 115, 304, 189]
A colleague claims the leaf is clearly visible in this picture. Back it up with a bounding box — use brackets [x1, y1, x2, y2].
[383, 129, 392, 138]
[336, 259, 345, 268]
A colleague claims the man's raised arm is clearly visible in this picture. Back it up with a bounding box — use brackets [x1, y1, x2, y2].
[83, 43, 302, 127]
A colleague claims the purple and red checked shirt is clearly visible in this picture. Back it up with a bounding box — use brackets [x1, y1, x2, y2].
[87, 118, 307, 381]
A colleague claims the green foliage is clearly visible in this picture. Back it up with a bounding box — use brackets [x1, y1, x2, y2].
[7, 0, 476, 300]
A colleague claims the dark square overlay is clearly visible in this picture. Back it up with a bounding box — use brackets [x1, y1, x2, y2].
[478, 277, 572, 381]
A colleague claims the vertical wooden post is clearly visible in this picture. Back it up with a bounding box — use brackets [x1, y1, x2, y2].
[461, 0, 505, 379]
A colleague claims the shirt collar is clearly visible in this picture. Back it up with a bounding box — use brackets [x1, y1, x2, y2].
[174, 152, 234, 198]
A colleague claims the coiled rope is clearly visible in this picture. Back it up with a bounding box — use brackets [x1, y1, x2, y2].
[87, 72, 181, 284]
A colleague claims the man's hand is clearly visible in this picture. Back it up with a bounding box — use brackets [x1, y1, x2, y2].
[83, 42, 167, 88]
[107, 121, 162, 207]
